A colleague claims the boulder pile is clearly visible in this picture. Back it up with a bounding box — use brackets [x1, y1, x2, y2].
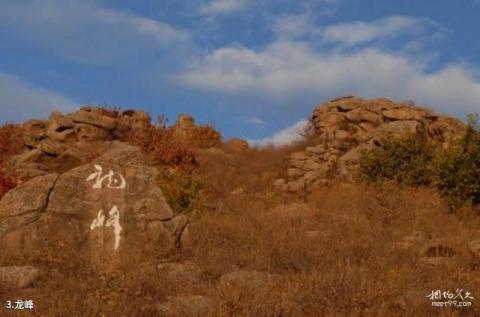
[276, 97, 464, 192]
[9, 106, 152, 180]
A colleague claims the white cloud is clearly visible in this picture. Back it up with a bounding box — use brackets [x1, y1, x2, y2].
[0, 73, 76, 122]
[199, 0, 249, 15]
[0, 0, 190, 64]
[272, 14, 316, 39]
[321, 16, 439, 47]
[249, 120, 309, 147]
[178, 38, 480, 116]
[244, 116, 267, 125]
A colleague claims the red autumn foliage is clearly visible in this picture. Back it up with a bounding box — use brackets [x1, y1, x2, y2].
[128, 116, 199, 171]
[185, 124, 221, 149]
[0, 123, 23, 162]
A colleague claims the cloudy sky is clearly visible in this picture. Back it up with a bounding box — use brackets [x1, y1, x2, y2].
[1, 0, 480, 144]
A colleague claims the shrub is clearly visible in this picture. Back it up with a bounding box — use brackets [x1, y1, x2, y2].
[0, 123, 23, 162]
[187, 124, 221, 149]
[127, 115, 212, 214]
[155, 167, 207, 215]
[358, 134, 435, 186]
[128, 116, 197, 171]
[431, 114, 480, 207]
[359, 114, 480, 208]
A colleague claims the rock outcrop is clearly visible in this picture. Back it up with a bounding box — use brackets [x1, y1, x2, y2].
[276, 97, 464, 192]
[0, 143, 189, 272]
[9, 106, 152, 180]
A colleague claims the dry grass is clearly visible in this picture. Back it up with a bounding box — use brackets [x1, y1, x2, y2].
[184, 183, 480, 316]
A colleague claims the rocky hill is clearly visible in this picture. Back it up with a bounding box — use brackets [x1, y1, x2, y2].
[8, 107, 219, 180]
[0, 99, 479, 316]
[275, 96, 464, 192]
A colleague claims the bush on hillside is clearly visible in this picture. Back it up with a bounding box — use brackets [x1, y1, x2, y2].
[358, 134, 435, 186]
[431, 114, 480, 207]
[155, 167, 207, 215]
[359, 113, 480, 208]
[187, 124, 221, 149]
[127, 115, 219, 214]
[128, 116, 197, 171]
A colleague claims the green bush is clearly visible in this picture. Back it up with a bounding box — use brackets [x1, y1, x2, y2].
[155, 167, 207, 215]
[359, 113, 480, 209]
[431, 114, 480, 207]
[358, 134, 435, 186]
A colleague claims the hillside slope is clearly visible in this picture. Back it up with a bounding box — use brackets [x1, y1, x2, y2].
[0, 99, 479, 316]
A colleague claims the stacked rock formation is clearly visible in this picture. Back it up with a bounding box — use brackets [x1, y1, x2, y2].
[276, 97, 464, 192]
[10, 106, 152, 180]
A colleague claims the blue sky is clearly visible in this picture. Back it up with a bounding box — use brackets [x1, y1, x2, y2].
[1, 0, 480, 144]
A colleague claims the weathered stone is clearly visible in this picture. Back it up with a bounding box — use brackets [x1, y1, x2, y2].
[37, 138, 67, 156]
[303, 159, 321, 171]
[21, 120, 46, 147]
[321, 112, 346, 126]
[9, 163, 47, 180]
[0, 266, 40, 288]
[46, 112, 75, 141]
[287, 168, 303, 178]
[305, 145, 326, 155]
[345, 108, 382, 124]
[304, 170, 322, 184]
[290, 152, 307, 161]
[383, 108, 425, 121]
[289, 159, 305, 169]
[378, 120, 422, 136]
[334, 130, 351, 141]
[287, 179, 305, 192]
[0, 143, 176, 271]
[0, 173, 58, 218]
[273, 178, 287, 191]
[69, 110, 117, 130]
[10, 149, 43, 166]
[74, 123, 111, 141]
